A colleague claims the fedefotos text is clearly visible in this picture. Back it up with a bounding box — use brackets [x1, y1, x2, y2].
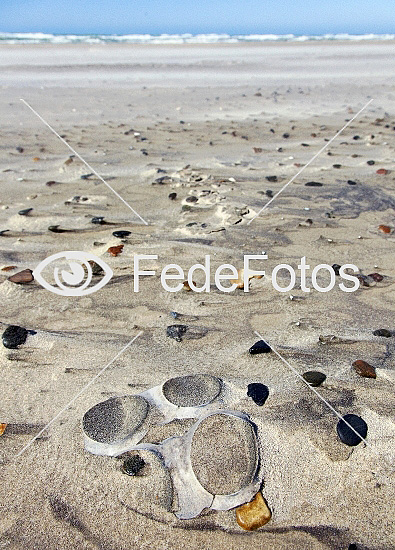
[133, 254, 360, 293]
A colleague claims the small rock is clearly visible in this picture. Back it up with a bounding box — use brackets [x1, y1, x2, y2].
[8, 269, 34, 284]
[46, 180, 57, 186]
[266, 190, 274, 198]
[48, 225, 66, 233]
[332, 264, 341, 276]
[18, 208, 33, 216]
[305, 181, 323, 187]
[356, 274, 369, 287]
[348, 544, 357, 550]
[352, 360, 376, 379]
[376, 168, 389, 175]
[81, 173, 94, 180]
[367, 160, 375, 165]
[1, 266, 17, 271]
[368, 272, 383, 282]
[353, 135, 360, 140]
[333, 164, 342, 169]
[247, 383, 269, 406]
[249, 340, 271, 355]
[186, 196, 198, 203]
[112, 230, 131, 238]
[253, 147, 263, 153]
[16, 146, 24, 153]
[166, 325, 188, 342]
[168, 192, 177, 200]
[378, 224, 391, 234]
[266, 175, 277, 182]
[0, 423, 7, 436]
[347, 180, 357, 185]
[373, 329, 392, 337]
[91, 216, 105, 224]
[336, 414, 368, 446]
[121, 455, 146, 476]
[282, 133, 290, 139]
[302, 371, 326, 387]
[236, 492, 272, 531]
[2, 325, 29, 349]
[107, 244, 124, 257]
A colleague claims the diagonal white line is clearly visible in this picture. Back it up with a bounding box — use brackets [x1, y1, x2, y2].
[14, 331, 144, 458]
[254, 330, 373, 445]
[20, 99, 149, 225]
[247, 99, 374, 225]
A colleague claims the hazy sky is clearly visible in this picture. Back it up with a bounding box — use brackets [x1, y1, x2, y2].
[1, 0, 393, 35]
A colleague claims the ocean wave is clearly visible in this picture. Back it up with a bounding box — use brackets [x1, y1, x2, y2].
[0, 32, 394, 44]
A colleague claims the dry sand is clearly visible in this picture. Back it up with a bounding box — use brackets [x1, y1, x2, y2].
[0, 41, 394, 549]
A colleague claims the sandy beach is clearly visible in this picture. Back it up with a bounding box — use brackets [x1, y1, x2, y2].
[1, 41, 395, 549]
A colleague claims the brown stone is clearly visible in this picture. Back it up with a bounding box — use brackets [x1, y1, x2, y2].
[378, 224, 391, 234]
[1, 266, 17, 271]
[376, 168, 389, 175]
[236, 492, 272, 530]
[8, 269, 34, 284]
[107, 245, 124, 257]
[352, 360, 376, 379]
[0, 424, 7, 436]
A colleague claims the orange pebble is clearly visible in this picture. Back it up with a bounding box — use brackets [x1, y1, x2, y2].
[376, 168, 388, 175]
[0, 424, 7, 436]
[107, 244, 124, 257]
[379, 225, 391, 234]
[236, 492, 272, 531]
[33, 157, 40, 162]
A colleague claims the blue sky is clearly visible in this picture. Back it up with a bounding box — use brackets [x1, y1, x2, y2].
[1, 0, 393, 35]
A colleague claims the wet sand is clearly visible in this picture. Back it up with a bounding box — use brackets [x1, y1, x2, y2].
[0, 41, 395, 549]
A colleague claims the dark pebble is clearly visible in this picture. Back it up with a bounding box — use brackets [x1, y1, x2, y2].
[186, 196, 198, 203]
[266, 190, 274, 198]
[168, 192, 177, 200]
[332, 264, 341, 276]
[368, 272, 383, 282]
[16, 146, 24, 153]
[333, 164, 342, 169]
[353, 135, 361, 140]
[2, 325, 29, 349]
[48, 225, 66, 233]
[347, 180, 357, 185]
[247, 383, 269, 406]
[357, 275, 369, 287]
[352, 360, 376, 379]
[266, 176, 278, 183]
[373, 329, 392, 337]
[18, 208, 33, 216]
[81, 173, 94, 180]
[112, 230, 131, 238]
[8, 268, 34, 284]
[167, 324, 188, 342]
[91, 216, 105, 225]
[249, 340, 271, 354]
[348, 545, 357, 550]
[282, 133, 290, 138]
[305, 181, 323, 187]
[336, 414, 368, 446]
[121, 455, 145, 476]
[367, 160, 375, 165]
[302, 371, 326, 387]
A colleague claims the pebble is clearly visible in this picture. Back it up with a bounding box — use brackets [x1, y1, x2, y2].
[266, 190, 274, 198]
[367, 160, 375, 165]
[336, 414, 368, 446]
[18, 208, 33, 216]
[235, 492, 272, 530]
[373, 329, 392, 337]
[2, 325, 29, 349]
[162, 374, 222, 407]
[8, 269, 34, 284]
[121, 455, 146, 476]
[91, 216, 105, 224]
[347, 179, 357, 185]
[112, 230, 131, 238]
[48, 225, 66, 233]
[190, 413, 257, 495]
[186, 196, 198, 203]
[348, 545, 357, 550]
[249, 340, 271, 354]
[108, 244, 124, 257]
[302, 371, 326, 387]
[282, 133, 290, 138]
[16, 146, 24, 153]
[81, 173, 94, 180]
[376, 168, 388, 175]
[247, 383, 269, 406]
[168, 192, 177, 200]
[368, 272, 383, 282]
[378, 224, 391, 234]
[333, 164, 342, 169]
[1, 266, 17, 271]
[166, 324, 188, 342]
[305, 181, 323, 187]
[332, 264, 341, 276]
[352, 360, 376, 379]
[266, 175, 278, 182]
[83, 395, 149, 443]
[0, 424, 6, 436]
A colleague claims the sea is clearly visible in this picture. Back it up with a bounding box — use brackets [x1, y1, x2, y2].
[0, 32, 394, 44]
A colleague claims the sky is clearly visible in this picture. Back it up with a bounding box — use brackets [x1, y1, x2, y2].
[0, 0, 394, 35]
